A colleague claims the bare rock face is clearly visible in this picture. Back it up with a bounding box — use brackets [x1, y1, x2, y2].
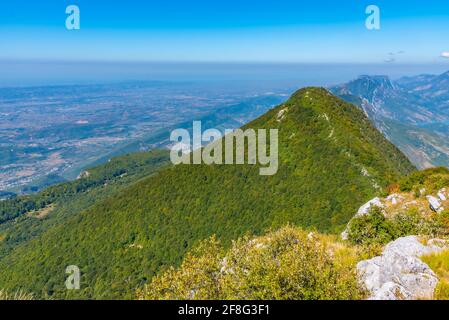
[357, 236, 448, 300]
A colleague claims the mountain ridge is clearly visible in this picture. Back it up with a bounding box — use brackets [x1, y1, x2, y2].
[331, 71, 449, 169]
[0, 87, 414, 299]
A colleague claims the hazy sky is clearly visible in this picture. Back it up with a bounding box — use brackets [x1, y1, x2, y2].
[1, 0, 449, 63]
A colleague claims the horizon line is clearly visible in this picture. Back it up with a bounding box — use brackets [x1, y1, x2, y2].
[2, 58, 449, 66]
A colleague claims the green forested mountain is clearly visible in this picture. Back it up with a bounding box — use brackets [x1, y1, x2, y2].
[0, 88, 414, 299]
[0, 150, 170, 225]
[0, 150, 170, 258]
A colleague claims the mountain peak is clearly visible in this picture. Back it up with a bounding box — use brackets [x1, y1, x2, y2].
[330, 75, 396, 104]
[283, 87, 373, 122]
[290, 86, 330, 99]
[356, 75, 394, 89]
[436, 70, 449, 80]
[0, 87, 415, 298]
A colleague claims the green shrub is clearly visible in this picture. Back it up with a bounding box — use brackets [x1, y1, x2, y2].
[399, 167, 449, 193]
[138, 226, 366, 300]
[433, 211, 449, 237]
[391, 209, 421, 236]
[347, 207, 396, 245]
[347, 206, 449, 246]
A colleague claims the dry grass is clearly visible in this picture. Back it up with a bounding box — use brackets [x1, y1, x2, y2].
[382, 191, 433, 219]
[0, 290, 34, 300]
[422, 250, 449, 300]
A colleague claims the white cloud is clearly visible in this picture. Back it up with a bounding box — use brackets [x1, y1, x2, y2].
[441, 52, 449, 59]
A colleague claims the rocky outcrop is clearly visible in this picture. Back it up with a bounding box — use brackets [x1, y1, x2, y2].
[357, 236, 449, 300]
[386, 193, 404, 205]
[427, 195, 443, 213]
[356, 197, 384, 216]
[76, 170, 90, 180]
[342, 188, 449, 241]
[426, 188, 447, 212]
[438, 188, 447, 201]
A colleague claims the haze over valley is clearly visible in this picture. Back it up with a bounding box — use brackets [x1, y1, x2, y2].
[0, 80, 291, 194]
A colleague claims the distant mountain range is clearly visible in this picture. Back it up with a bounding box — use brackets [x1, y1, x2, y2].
[331, 71, 449, 169]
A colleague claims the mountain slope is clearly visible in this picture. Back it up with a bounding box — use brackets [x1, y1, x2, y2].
[397, 71, 449, 107]
[0, 88, 414, 299]
[331, 72, 449, 169]
[140, 168, 449, 301]
[0, 150, 171, 258]
[331, 74, 448, 124]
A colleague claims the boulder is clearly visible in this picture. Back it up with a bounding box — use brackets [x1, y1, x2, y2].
[427, 195, 443, 213]
[356, 197, 384, 216]
[341, 229, 350, 241]
[357, 236, 448, 300]
[369, 282, 413, 300]
[386, 193, 403, 205]
[438, 188, 447, 201]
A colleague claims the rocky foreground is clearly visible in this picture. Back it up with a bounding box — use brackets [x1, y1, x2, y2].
[357, 236, 448, 300]
[343, 183, 449, 300]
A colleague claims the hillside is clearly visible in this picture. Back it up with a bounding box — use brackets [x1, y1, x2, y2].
[0, 150, 170, 257]
[0, 88, 415, 299]
[330, 72, 449, 169]
[0, 150, 170, 224]
[140, 168, 449, 301]
[344, 167, 449, 245]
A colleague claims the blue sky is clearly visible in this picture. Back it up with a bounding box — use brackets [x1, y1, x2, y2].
[0, 0, 448, 63]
